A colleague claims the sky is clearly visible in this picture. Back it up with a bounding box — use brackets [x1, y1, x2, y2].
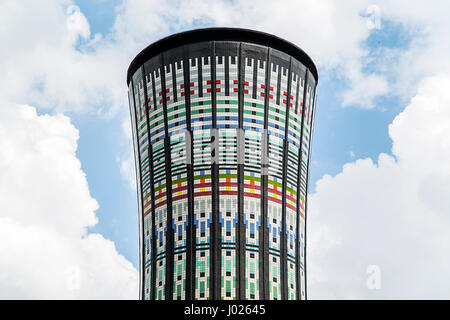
[1, 0, 450, 299]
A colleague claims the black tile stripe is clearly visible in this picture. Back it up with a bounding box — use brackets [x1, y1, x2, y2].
[252, 57, 258, 100]
[261, 48, 272, 300]
[276, 64, 281, 105]
[159, 55, 174, 300]
[149, 69, 159, 300]
[296, 70, 308, 300]
[294, 71, 301, 115]
[210, 41, 221, 300]
[225, 50, 230, 96]
[250, 53, 258, 300]
[195, 52, 203, 298]
[281, 57, 293, 300]
[172, 62, 178, 104]
[237, 42, 245, 300]
[292, 68, 301, 300]
[198, 56, 203, 98]
[140, 67, 156, 301]
[183, 45, 195, 300]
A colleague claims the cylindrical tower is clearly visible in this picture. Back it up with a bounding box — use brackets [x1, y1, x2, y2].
[127, 28, 318, 300]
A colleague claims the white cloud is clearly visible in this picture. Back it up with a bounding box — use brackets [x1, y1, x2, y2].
[341, 72, 388, 108]
[114, 0, 388, 109]
[4, 0, 447, 116]
[118, 116, 137, 190]
[0, 0, 392, 114]
[349, 1, 450, 104]
[0, 0, 131, 115]
[66, 4, 91, 43]
[0, 103, 138, 299]
[308, 74, 450, 299]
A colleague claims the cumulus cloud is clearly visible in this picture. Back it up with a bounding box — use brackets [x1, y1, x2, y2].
[0, 0, 394, 114]
[0, 0, 130, 115]
[0, 103, 138, 299]
[350, 1, 450, 104]
[118, 117, 137, 190]
[308, 75, 450, 299]
[114, 0, 389, 109]
[3, 0, 446, 116]
[66, 4, 91, 43]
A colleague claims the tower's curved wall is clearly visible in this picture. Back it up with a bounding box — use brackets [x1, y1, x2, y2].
[127, 28, 318, 300]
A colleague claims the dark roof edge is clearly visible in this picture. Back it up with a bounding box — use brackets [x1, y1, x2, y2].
[126, 27, 318, 85]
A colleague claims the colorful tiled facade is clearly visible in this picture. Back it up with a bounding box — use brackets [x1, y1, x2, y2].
[127, 29, 318, 300]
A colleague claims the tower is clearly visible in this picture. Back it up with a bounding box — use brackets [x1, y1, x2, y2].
[127, 28, 318, 300]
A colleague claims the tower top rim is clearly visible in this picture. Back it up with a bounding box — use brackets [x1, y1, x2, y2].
[126, 27, 318, 85]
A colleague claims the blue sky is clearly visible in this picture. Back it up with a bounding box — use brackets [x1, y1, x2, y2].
[1, 0, 450, 299]
[72, 112, 140, 266]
